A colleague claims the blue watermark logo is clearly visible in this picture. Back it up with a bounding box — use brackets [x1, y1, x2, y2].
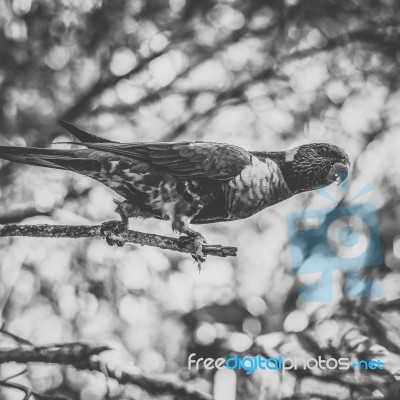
[286, 183, 382, 302]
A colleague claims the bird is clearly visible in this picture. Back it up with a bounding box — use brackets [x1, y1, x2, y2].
[0, 121, 350, 267]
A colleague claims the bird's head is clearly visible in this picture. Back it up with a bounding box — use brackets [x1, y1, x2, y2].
[272, 143, 350, 194]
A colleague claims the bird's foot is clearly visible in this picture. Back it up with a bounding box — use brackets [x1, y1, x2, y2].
[178, 232, 207, 271]
[101, 220, 128, 247]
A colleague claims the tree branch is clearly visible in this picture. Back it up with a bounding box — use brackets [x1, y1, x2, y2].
[0, 342, 213, 400]
[0, 380, 67, 400]
[0, 224, 237, 258]
[0, 343, 109, 365]
[85, 357, 213, 400]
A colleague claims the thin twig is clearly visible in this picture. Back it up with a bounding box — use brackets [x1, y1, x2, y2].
[1, 367, 27, 381]
[0, 325, 33, 346]
[0, 224, 237, 258]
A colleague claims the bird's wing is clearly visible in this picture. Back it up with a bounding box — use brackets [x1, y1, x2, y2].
[80, 141, 252, 180]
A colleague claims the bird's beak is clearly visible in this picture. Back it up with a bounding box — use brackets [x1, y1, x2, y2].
[327, 162, 349, 185]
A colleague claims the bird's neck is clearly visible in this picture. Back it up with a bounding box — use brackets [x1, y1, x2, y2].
[252, 151, 302, 194]
[223, 155, 293, 220]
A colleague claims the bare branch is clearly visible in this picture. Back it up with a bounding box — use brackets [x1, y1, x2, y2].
[86, 358, 213, 400]
[0, 381, 33, 400]
[0, 325, 33, 346]
[1, 367, 27, 382]
[0, 342, 213, 400]
[375, 298, 400, 312]
[0, 380, 67, 400]
[0, 224, 237, 258]
[0, 343, 109, 365]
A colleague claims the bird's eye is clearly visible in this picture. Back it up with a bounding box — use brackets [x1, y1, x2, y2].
[189, 182, 198, 192]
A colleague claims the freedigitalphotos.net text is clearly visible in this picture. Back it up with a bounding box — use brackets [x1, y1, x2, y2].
[188, 354, 384, 375]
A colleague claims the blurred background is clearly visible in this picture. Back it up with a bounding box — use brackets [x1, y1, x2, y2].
[0, 0, 400, 399]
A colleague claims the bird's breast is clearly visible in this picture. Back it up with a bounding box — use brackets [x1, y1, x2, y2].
[224, 157, 292, 219]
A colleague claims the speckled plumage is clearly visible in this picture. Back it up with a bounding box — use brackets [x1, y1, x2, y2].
[0, 121, 350, 265]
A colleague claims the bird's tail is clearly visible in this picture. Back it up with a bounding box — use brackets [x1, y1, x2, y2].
[0, 146, 98, 172]
[59, 120, 114, 143]
[0, 120, 112, 172]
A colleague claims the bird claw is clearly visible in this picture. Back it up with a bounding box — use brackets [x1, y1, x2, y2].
[178, 233, 207, 272]
[101, 220, 127, 247]
[192, 252, 207, 272]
